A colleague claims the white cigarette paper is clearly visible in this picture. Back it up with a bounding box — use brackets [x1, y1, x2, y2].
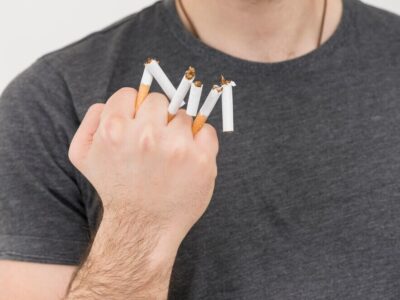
[146, 59, 177, 100]
[140, 67, 153, 86]
[186, 81, 203, 117]
[199, 85, 223, 117]
[168, 67, 195, 116]
[221, 79, 236, 132]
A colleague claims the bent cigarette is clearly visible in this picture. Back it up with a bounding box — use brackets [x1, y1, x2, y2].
[220, 75, 236, 132]
[192, 85, 223, 135]
[135, 59, 154, 111]
[186, 80, 203, 117]
[168, 66, 196, 122]
[146, 58, 177, 100]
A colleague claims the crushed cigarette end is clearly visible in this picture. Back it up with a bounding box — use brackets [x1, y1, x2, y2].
[145, 57, 160, 65]
[220, 75, 231, 86]
[194, 80, 203, 87]
[185, 66, 196, 80]
[213, 84, 223, 93]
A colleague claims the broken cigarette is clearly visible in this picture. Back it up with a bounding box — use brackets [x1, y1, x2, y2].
[192, 85, 223, 135]
[135, 58, 154, 111]
[168, 66, 196, 122]
[146, 58, 177, 100]
[220, 75, 236, 132]
[186, 80, 203, 117]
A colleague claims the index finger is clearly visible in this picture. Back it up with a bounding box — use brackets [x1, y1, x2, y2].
[102, 87, 137, 120]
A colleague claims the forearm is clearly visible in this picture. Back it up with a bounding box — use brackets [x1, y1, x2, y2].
[65, 88, 218, 299]
[65, 208, 179, 300]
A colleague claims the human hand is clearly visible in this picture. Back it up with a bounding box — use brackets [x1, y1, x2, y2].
[68, 88, 219, 248]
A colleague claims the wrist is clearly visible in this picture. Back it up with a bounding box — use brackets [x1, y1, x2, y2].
[98, 205, 182, 265]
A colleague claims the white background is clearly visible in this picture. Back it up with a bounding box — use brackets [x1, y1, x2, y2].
[1, 0, 399, 92]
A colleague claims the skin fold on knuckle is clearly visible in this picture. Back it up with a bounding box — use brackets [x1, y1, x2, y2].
[167, 138, 190, 161]
[196, 152, 214, 175]
[196, 152, 218, 180]
[138, 124, 158, 153]
[100, 114, 126, 146]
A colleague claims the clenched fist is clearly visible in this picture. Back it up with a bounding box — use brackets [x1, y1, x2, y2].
[69, 87, 218, 251]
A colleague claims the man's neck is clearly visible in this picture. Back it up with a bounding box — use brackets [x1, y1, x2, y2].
[176, 0, 343, 63]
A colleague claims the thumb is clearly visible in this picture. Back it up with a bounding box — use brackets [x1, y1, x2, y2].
[68, 103, 105, 170]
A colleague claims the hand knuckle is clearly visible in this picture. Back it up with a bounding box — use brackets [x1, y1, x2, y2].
[148, 92, 169, 107]
[138, 125, 157, 152]
[197, 153, 210, 167]
[178, 110, 192, 122]
[176, 109, 186, 116]
[196, 155, 217, 178]
[88, 103, 104, 113]
[117, 87, 137, 98]
[168, 139, 189, 160]
[100, 114, 125, 145]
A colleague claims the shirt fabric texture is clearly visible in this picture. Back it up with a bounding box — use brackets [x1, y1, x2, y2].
[1, 0, 400, 299]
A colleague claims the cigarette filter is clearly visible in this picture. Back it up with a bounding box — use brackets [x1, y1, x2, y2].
[146, 58, 177, 100]
[186, 80, 203, 117]
[192, 85, 223, 135]
[168, 67, 196, 122]
[135, 61, 154, 111]
[220, 76, 236, 132]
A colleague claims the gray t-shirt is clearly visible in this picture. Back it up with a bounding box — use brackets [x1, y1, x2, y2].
[1, 0, 400, 298]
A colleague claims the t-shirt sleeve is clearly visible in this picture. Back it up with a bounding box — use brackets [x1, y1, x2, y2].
[0, 58, 91, 265]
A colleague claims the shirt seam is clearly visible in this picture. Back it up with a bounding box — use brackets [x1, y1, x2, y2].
[0, 252, 80, 264]
[39, 3, 161, 63]
[33, 57, 92, 208]
[0, 234, 89, 244]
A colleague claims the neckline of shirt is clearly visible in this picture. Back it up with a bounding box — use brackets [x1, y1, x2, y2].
[159, 0, 355, 72]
